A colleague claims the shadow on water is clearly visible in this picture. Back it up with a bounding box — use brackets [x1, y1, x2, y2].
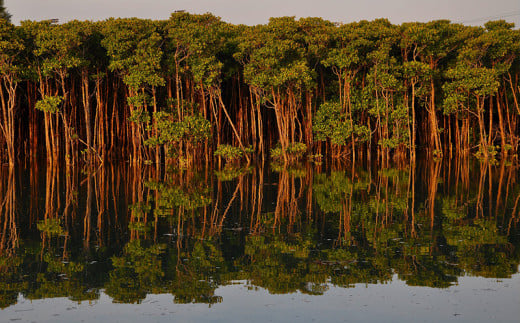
[0, 157, 519, 308]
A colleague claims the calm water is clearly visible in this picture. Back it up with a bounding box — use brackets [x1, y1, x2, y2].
[0, 159, 519, 322]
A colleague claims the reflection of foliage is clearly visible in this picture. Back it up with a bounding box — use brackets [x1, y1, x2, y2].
[106, 240, 165, 303]
[214, 166, 252, 181]
[146, 179, 211, 218]
[396, 257, 460, 288]
[445, 219, 507, 246]
[244, 235, 324, 294]
[0, 256, 23, 309]
[128, 221, 151, 233]
[129, 202, 151, 218]
[458, 244, 517, 278]
[270, 163, 307, 177]
[9, 244, 102, 304]
[441, 196, 467, 221]
[0, 285, 18, 309]
[29, 275, 99, 303]
[314, 172, 353, 213]
[170, 241, 224, 305]
[37, 218, 66, 236]
[0, 163, 519, 309]
[313, 171, 370, 213]
[128, 202, 152, 232]
[44, 253, 84, 277]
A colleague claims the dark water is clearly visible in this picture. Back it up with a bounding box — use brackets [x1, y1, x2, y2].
[0, 159, 519, 322]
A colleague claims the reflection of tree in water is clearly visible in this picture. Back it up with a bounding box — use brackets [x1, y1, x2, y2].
[0, 158, 518, 307]
[312, 159, 519, 287]
[0, 255, 21, 309]
[168, 240, 224, 305]
[105, 240, 165, 303]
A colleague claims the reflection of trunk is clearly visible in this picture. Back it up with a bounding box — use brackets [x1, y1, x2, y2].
[0, 169, 18, 255]
[63, 166, 77, 242]
[408, 161, 417, 238]
[28, 163, 39, 226]
[475, 162, 487, 218]
[305, 163, 313, 222]
[84, 174, 92, 247]
[216, 177, 241, 234]
[95, 166, 108, 246]
[501, 163, 513, 225]
[336, 168, 354, 246]
[44, 164, 59, 220]
[426, 160, 441, 230]
[509, 194, 520, 236]
[274, 168, 300, 232]
[250, 166, 264, 234]
[129, 166, 147, 241]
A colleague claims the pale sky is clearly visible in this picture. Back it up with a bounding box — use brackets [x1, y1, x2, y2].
[6, 0, 520, 27]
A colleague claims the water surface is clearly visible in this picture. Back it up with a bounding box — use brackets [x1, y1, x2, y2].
[0, 159, 519, 322]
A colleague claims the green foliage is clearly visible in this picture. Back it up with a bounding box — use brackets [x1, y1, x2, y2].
[270, 142, 307, 161]
[145, 112, 211, 150]
[2, 14, 519, 165]
[126, 92, 151, 108]
[129, 202, 151, 219]
[35, 95, 63, 114]
[181, 114, 212, 143]
[164, 12, 225, 87]
[474, 144, 499, 163]
[444, 66, 499, 107]
[101, 18, 165, 93]
[0, 1, 11, 22]
[0, 19, 24, 77]
[313, 101, 370, 145]
[213, 144, 252, 164]
[128, 108, 150, 124]
[30, 20, 95, 81]
[236, 17, 314, 93]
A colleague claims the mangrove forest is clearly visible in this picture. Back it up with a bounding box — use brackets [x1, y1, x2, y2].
[0, 13, 519, 168]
